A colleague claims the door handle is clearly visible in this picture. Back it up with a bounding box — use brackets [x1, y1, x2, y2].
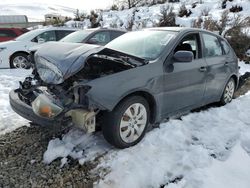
[199, 67, 207, 72]
[224, 62, 229, 66]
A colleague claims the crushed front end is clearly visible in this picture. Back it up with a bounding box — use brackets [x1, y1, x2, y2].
[9, 69, 97, 133]
[9, 42, 144, 133]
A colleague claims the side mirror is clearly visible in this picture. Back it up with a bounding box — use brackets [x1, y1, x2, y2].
[38, 38, 45, 44]
[173, 51, 194, 63]
[87, 38, 98, 44]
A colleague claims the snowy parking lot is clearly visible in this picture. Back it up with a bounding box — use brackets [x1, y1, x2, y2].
[0, 62, 250, 187]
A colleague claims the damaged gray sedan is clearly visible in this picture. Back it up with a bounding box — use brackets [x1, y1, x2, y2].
[10, 27, 239, 148]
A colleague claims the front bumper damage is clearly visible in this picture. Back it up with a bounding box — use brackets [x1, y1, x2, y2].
[9, 84, 96, 133]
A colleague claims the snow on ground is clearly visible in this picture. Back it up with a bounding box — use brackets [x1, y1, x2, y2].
[0, 69, 30, 135]
[96, 93, 250, 188]
[41, 62, 250, 187]
[239, 61, 250, 75]
[196, 142, 250, 188]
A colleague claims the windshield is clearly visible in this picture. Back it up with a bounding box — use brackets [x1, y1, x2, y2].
[106, 30, 177, 60]
[15, 29, 43, 41]
[60, 30, 92, 43]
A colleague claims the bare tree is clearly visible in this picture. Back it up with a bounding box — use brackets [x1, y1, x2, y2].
[116, 0, 142, 9]
[222, 14, 250, 37]
[158, 5, 177, 27]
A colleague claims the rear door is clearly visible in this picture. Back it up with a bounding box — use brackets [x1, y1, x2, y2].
[86, 31, 111, 45]
[110, 31, 125, 41]
[55, 30, 75, 41]
[161, 33, 207, 115]
[201, 32, 230, 103]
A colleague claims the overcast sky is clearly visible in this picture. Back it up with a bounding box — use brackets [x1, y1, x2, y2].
[0, 0, 114, 10]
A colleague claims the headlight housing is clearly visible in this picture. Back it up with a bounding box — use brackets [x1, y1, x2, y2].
[32, 94, 63, 118]
[35, 55, 64, 84]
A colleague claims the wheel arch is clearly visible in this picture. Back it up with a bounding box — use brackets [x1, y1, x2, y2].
[10, 51, 29, 61]
[219, 74, 238, 101]
[113, 90, 157, 124]
[230, 74, 239, 89]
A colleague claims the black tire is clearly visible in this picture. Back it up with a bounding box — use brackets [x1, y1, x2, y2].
[10, 53, 29, 69]
[102, 96, 150, 149]
[220, 78, 236, 105]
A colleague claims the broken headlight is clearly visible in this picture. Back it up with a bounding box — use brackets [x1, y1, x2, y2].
[35, 55, 63, 84]
[32, 94, 63, 118]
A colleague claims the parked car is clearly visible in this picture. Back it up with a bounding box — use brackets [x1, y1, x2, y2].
[0, 27, 77, 69]
[10, 27, 239, 148]
[0, 28, 29, 42]
[60, 28, 126, 45]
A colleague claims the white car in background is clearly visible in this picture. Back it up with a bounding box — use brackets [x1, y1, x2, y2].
[0, 27, 77, 69]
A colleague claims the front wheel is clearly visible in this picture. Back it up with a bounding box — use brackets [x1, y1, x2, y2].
[10, 53, 30, 69]
[102, 96, 150, 149]
[220, 78, 236, 105]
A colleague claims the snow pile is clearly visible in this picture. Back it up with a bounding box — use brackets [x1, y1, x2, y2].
[0, 69, 30, 135]
[43, 128, 112, 165]
[193, 143, 250, 188]
[239, 61, 250, 75]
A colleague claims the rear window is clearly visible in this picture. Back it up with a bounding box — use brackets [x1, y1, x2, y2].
[0, 29, 17, 37]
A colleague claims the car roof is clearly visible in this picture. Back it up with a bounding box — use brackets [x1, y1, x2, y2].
[34, 27, 78, 32]
[146, 27, 221, 36]
[84, 28, 126, 33]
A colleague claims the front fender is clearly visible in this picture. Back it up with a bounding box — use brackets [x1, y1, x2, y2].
[85, 62, 162, 112]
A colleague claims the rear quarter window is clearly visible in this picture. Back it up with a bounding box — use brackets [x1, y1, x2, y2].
[220, 39, 231, 54]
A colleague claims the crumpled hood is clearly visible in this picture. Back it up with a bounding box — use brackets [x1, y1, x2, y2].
[34, 42, 105, 81]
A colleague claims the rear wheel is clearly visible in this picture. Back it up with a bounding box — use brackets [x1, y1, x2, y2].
[220, 78, 235, 105]
[102, 96, 150, 148]
[10, 53, 29, 69]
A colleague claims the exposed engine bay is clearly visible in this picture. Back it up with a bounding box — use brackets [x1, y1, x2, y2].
[16, 47, 145, 133]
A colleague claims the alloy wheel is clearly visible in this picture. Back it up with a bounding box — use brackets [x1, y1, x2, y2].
[223, 79, 235, 103]
[13, 56, 28, 69]
[119, 103, 147, 143]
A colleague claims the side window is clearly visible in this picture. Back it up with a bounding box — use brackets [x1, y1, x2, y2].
[174, 34, 201, 59]
[87, 31, 111, 45]
[111, 31, 124, 40]
[56, 30, 74, 40]
[32, 31, 56, 43]
[0, 29, 17, 37]
[220, 39, 230, 54]
[202, 33, 223, 57]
